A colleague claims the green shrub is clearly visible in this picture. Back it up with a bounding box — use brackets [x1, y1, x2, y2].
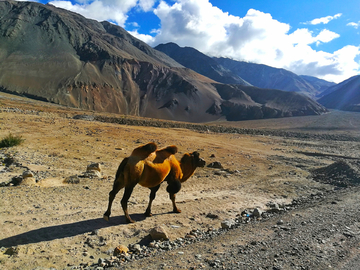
[0, 133, 25, 148]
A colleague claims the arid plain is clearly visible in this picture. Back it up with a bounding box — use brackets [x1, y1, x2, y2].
[0, 92, 359, 269]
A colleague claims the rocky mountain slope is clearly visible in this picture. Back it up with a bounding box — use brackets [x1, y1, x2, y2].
[154, 43, 336, 99]
[214, 57, 323, 98]
[154, 42, 251, 86]
[0, 0, 326, 122]
[318, 75, 360, 112]
[300, 75, 336, 96]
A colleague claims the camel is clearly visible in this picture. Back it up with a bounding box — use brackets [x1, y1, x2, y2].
[103, 142, 206, 223]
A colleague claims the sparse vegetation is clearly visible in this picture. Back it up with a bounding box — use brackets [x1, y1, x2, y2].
[0, 133, 24, 148]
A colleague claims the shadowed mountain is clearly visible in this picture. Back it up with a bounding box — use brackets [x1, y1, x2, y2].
[0, 0, 326, 122]
[318, 76, 360, 112]
[214, 57, 325, 99]
[154, 42, 251, 86]
[299, 75, 336, 97]
[211, 84, 327, 121]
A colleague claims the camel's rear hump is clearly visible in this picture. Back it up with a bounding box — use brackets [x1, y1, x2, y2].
[131, 142, 157, 159]
[153, 145, 178, 163]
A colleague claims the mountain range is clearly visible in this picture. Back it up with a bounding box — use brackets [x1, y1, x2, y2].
[318, 75, 360, 112]
[155, 43, 360, 115]
[0, 0, 340, 122]
[155, 43, 335, 99]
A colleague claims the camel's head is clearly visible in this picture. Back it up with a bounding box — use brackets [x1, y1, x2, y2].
[191, 151, 206, 168]
[181, 151, 206, 168]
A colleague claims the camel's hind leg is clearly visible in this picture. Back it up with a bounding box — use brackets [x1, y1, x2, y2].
[103, 158, 128, 221]
[144, 185, 161, 217]
[121, 183, 137, 223]
[103, 179, 125, 221]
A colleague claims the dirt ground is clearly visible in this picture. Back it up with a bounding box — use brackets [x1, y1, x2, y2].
[0, 92, 359, 270]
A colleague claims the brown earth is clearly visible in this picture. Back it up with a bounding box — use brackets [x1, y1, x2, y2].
[0, 92, 359, 270]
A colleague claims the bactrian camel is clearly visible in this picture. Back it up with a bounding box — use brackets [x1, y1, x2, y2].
[103, 142, 206, 223]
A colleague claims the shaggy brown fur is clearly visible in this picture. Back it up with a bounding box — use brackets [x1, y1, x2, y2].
[144, 152, 206, 217]
[103, 142, 177, 223]
[103, 142, 206, 223]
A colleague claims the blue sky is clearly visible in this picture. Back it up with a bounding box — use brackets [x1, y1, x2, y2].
[27, 0, 360, 83]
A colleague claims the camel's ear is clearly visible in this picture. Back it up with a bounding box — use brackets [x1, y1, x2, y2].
[192, 151, 200, 158]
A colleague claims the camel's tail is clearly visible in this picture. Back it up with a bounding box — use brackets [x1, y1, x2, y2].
[114, 157, 129, 184]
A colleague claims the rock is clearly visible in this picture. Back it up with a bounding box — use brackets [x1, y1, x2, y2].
[88, 170, 102, 178]
[150, 226, 169, 241]
[113, 245, 129, 256]
[221, 219, 235, 229]
[73, 114, 95, 121]
[206, 213, 219, 219]
[64, 175, 80, 184]
[22, 170, 34, 178]
[253, 208, 263, 218]
[19, 177, 36, 186]
[0, 178, 14, 187]
[81, 170, 102, 178]
[3, 155, 16, 167]
[4, 247, 18, 256]
[87, 163, 102, 172]
[267, 202, 282, 213]
[207, 161, 223, 169]
[241, 209, 252, 217]
[130, 244, 142, 253]
[10, 176, 23, 186]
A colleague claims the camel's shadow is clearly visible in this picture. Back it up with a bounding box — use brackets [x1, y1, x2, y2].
[0, 214, 147, 248]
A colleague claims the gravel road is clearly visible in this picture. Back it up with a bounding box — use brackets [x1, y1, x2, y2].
[121, 186, 360, 270]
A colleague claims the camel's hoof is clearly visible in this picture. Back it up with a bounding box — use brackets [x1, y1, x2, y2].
[126, 219, 136, 223]
[103, 215, 110, 221]
[144, 211, 152, 217]
[173, 209, 182, 213]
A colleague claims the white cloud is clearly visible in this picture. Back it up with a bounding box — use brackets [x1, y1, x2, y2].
[347, 21, 360, 29]
[138, 0, 157, 12]
[30, 0, 358, 83]
[138, 0, 357, 83]
[129, 29, 155, 44]
[307, 13, 342, 25]
[49, 0, 156, 26]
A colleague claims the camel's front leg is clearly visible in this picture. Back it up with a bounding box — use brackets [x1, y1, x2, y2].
[170, 193, 181, 213]
[121, 184, 136, 223]
[145, 185, 160, 217]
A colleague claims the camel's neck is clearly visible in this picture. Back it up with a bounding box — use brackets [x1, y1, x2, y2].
[180, 163, 196, 183]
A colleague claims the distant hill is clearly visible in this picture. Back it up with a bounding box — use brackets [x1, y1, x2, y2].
[299, 75, 336, 97]
[209, 84, 327, 121]
[155, 43, 251, 86]
[0, 0, 327, 122]
[214, 57, 323, 98]
[318, 76, 360, 112]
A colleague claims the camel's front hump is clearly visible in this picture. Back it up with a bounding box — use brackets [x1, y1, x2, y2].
[138, 160, 171, 188]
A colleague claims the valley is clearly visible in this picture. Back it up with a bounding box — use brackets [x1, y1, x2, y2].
[0, 93, 359, 269]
